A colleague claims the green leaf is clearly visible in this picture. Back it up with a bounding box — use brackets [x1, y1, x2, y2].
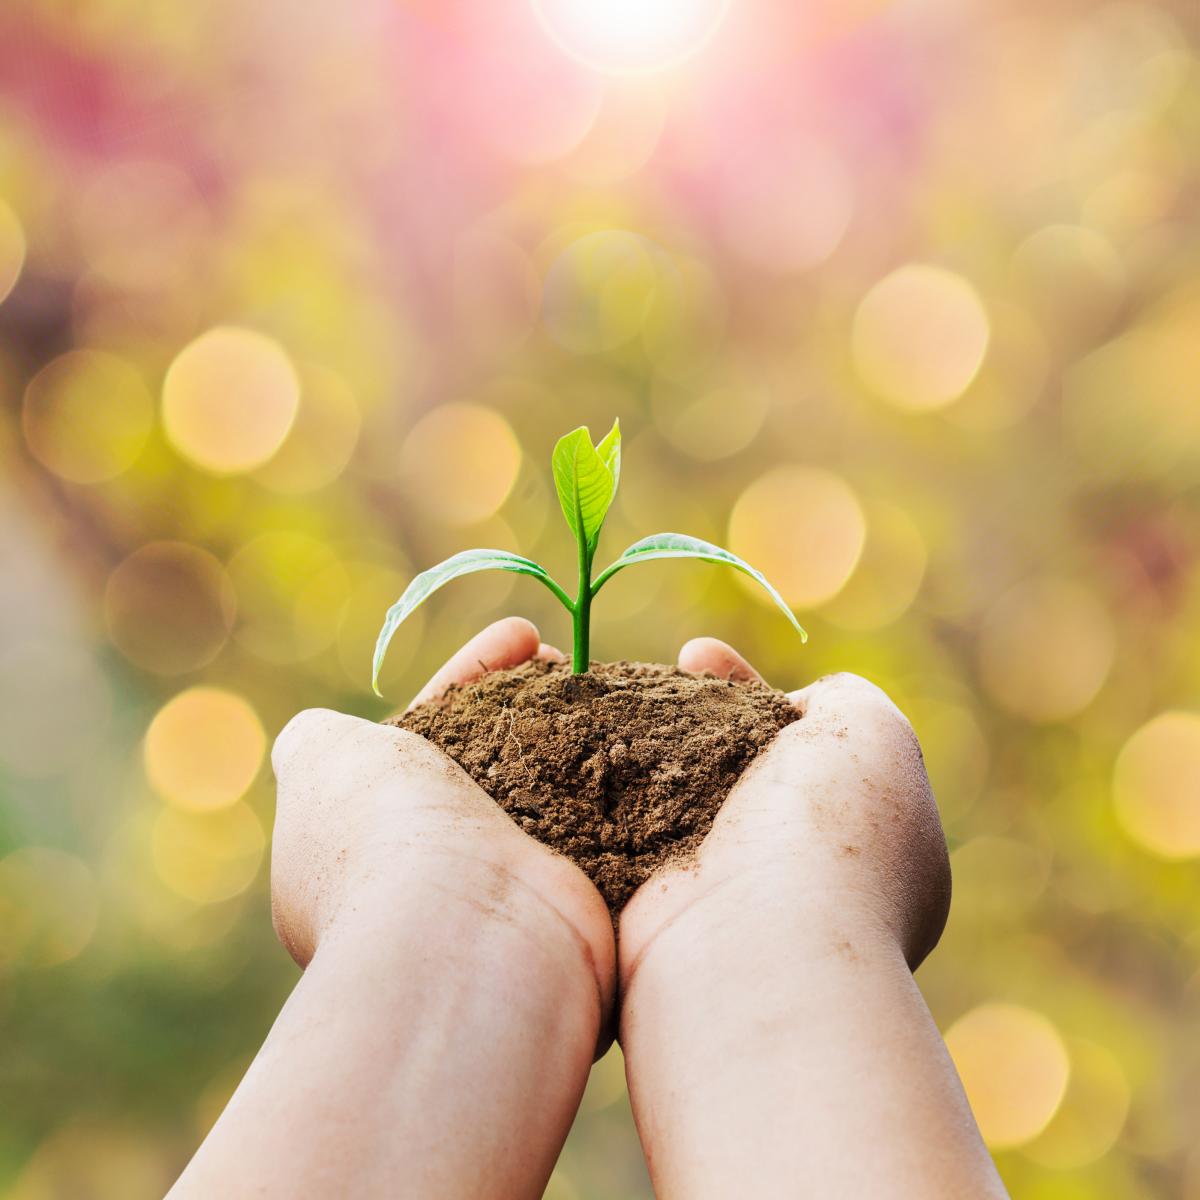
[552, 420, 621, 556]
[595, 418, 621, 495]
[372, 549, 572, 695]
[591, 532, 808, 642]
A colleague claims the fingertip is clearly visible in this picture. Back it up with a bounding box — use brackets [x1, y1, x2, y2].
[409, 616, 545, 709]
[678, 637, 762, 682]
[487, 615, 542, 659]
[536, 642, 566, 663]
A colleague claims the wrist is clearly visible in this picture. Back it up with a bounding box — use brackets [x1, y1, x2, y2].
[316, 842, 614, 1020]
[620, 857, 903, 997]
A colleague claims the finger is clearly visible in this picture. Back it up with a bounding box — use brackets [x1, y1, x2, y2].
[536, 642, 566, 663]
[408, 616, 543, 710]
[677, 637, 764, 683]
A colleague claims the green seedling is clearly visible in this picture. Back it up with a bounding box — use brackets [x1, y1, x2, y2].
[373, 420, 807, 691]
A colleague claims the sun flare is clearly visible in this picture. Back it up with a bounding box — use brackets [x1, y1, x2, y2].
[532, 0, 730, 74]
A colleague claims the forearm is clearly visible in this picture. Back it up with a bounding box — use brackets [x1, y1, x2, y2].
[171, 874, 603, 1199]
[621, 883, 1006, 1199]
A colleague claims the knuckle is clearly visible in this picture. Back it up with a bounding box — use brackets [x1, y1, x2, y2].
[272, 708, 384, 779]
[271, 708, 341, 774]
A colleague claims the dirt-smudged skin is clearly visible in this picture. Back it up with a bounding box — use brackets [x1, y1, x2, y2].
[391, 660, 799, 913]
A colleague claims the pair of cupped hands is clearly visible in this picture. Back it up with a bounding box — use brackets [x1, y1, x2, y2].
[179, 616, 1005, 1198]
[271, 617, 951, 1031]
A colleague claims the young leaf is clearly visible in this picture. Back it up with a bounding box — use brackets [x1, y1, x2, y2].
[372, 549, 572, 695]
[591, 532, 808, 642]
[595, 418, 621, 495]
[552, 420, 621, 556]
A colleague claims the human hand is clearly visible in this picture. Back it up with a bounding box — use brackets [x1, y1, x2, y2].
[171, 617, 615, 1200]
[619, 637, 951, 981]
[616, 639, 1001, 1200]
[270, 615, 615, 1006]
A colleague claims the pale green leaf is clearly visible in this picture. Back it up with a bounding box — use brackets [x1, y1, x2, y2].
[595, 418, 621, 496]
[552, 421, 620, 556]
[372, 549, 572, 695]
[591, 532, 808, 641]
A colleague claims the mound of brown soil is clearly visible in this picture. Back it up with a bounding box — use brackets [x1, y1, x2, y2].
[391, 659, 799, 914]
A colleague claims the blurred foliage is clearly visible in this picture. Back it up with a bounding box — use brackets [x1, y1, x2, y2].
[0, 0, 1199, 1195]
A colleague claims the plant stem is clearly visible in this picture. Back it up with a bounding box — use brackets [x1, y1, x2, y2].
[573, 540, 592, 674]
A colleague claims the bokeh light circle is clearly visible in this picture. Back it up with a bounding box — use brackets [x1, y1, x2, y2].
[399, 403, 521, 525]
[944, 1003, 1070, 1150]
[822, 502, 927, 631]
[1113, 711, 1200, 858]
[105, 542, 236, 675]
[728, 467, 867, 607]
[253, 365, 362, 494]
[1063, 288, 1200, 484]
[1026, 1038, 1131, 1169]
[650, 376, 767, 462]
[162, 326, 300, 474]
[543, 230, 663, 354]
[144, 687, 266, 812]
[228, 531, 346, 664]
[853, 265, 990, 411]
[0, 847, 98, 968]
[532, 0, 730, 74]
[23, 350, 154, 483]
[0, 198, 26, 305]
[151, 803, 265, 904]
[977, 578, 1115, 722]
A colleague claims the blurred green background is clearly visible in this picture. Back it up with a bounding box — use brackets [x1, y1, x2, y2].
[1, 0, 1198, 1195]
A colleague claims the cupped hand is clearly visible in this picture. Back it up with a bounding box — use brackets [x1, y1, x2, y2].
[619, 637, 951, 987]
[614, 640, 999, 1200]
[270, 617, 615, 1027]
[172, 620, 619, 1200]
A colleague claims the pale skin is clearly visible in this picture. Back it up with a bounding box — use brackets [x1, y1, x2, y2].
[170, 617, 1008, 1199]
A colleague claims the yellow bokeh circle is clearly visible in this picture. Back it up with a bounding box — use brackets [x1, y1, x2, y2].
[0, 847, 98, 968]
[944, 1003, 1070, 1150]
[253, 365, 362, 494]
[105, 541, 236, 675]
[542, 230, 663, 355]
[822, 501, 927, 631]
[650, 377, 767, 463]
[853, 264, 990, 412]
[1113, 711, 1200, 858]
[728, 467, 866, 607]
[23, 350, 154, 483]
[162, 325, 300, 474]
[1026, 1038, 1130, 1169]
[399, 403, 521, 525]
[0, 198, 27, 305]
[228, 531, 344, 664]
[977, 578, 1115, 722]
[144, 687, 266, 812]
[151, 802, 265, 904]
